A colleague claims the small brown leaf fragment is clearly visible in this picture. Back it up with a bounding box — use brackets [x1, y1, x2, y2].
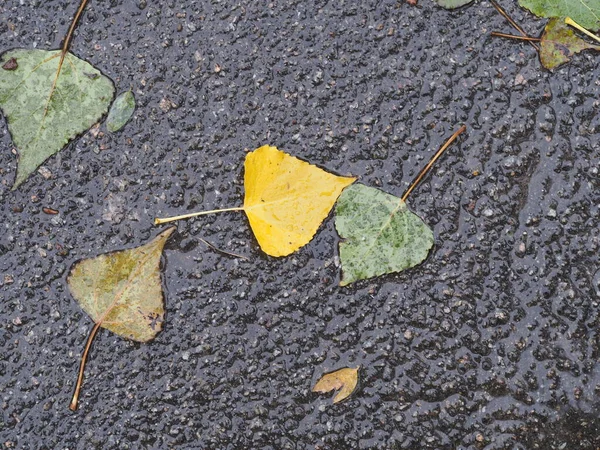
[42, 207, 59, 215]
[2, 58, 18, 70]
[312, 366, 359, 403]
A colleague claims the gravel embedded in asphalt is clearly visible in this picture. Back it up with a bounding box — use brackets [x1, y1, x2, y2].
[1, 0, 600, 448]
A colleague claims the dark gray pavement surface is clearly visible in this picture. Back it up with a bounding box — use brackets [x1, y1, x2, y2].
[1, 0, 600, 448]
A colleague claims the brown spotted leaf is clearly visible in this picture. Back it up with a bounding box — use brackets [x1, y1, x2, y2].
[312, 366, 359, 403]
[68, 228, 175, 411]
[68, 227, 175, 342]
[540, 18, 600, 70]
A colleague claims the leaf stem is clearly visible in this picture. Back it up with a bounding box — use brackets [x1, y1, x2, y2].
[565, 17, 600, 44]
[63, 0, 91, 55]
[401, 125, 466, 202]
[69, 321, 101, 411]
[491, 32, 541, 42]
[45, 0, 91, 118]
[199, 238, 250, 260]
[154, 206, 245, 225]
[490, 0, 539, 51]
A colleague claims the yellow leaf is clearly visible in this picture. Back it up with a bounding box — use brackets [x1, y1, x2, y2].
[243, 145, 356, 256]
[155, 145, 356, 257]
[312, 366, 359, 403]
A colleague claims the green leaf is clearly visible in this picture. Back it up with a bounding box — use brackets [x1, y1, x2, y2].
[106, 90, 135, 132]
[433, 0, 474, 9]
[68, 227, 175, 342]
[0, 49, 114, 189]
[334, 184, 434, 286]
[540, 18, 600, 69]
[518, 0, 600, 31]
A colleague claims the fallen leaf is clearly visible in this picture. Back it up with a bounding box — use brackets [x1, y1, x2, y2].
[0, 49, 114, 189]
[106, 90, 135, 132]
[518, 0, 600, 31]
[244, 145, 356, 256]
[69, 227, 174, 340]
[67, 227, 175, 410]
[540, 18, 600, 69]
[334, 183, 434, 286]
[434, 0, 474, 9]
[312, 367, 359, 404]
[156, 145, 356, 257]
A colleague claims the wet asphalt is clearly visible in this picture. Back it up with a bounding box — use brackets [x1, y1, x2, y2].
[1, 0, 600, 449]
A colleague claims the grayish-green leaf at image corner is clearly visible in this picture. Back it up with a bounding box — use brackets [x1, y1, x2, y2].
[518, 0, 600, 31]
[0, 49, 115, 189]
[434, 0, 474, 9]
[106, 90, 135, 132]
[334, 183, 434, 286]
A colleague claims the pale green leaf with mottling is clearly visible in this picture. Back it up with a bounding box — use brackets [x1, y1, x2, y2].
[0, 49, 114, 189]
[335, 184, 434, 286]
[540, 18, 600, 69]
[434, 0, 474, 9]
[67, 227, 175, 342]
[519, 0, 600, 31]
[106, 90, 135, 132]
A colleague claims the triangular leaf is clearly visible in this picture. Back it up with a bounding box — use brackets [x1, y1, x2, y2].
[0, 49, 114, 189]
[518, 0, 600, 31]
[335, 183, 434, 286]
[68, 227, 174, 342]
[67, 227, 175, 410]
[312, 367, 359, 404]
[243, 145, 356, 256]
[156, 145, 356, 257]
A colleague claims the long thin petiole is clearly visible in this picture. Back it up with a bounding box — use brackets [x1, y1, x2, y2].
[491, 32, 541, 42]
[44, 0, 91, 118]
[199, 238, 249, 260]
[62, 0, 90, 55]
[401, 125, 467, 202]
[69, 321, 101, 411]
[565, 17, 600, 44]
[490, 0, 539, 51]
[154, 206, 245, 225]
